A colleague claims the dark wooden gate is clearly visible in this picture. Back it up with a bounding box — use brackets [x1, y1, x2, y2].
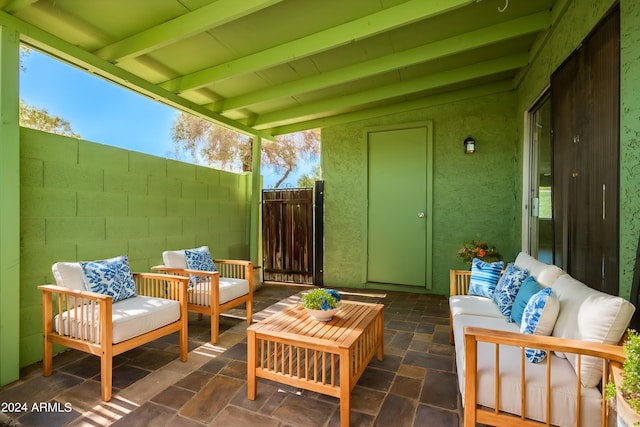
[262, 182, 323, 284]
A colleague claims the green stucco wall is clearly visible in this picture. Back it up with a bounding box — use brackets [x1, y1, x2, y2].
[619, 0, 640, 300]
[322, 91, 520, 295]
[323, 0, 640, 298]
[19, 127, 250, 367]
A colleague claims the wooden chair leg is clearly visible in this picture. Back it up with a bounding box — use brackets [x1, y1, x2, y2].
[100, 352, 113, 401]
[179, 317, 188, 362]
[246, 300, 253, 324]
[42, 336, 53, 376]
[41, 291, 53, 376]
[210, 310, 220, 344]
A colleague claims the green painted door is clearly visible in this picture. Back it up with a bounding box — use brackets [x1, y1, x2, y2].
[367, 127, 428, 287]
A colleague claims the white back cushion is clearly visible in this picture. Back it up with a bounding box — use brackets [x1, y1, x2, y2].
[163, 250, 188, 269]
[514, 252, 564, 287]
[52, 262, 85, 291]
[551, 274, 635, 387]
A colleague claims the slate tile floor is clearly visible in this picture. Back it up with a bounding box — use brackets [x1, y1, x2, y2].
[0, 283, 461, 427]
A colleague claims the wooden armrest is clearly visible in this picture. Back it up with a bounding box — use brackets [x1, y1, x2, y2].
[214, 260, 252, 282]
[133, 272, 189, 301]
[39, 275, 189, 304]
[38, 284, 111, 301]
[214, 259, 252, 266]
[463, 326, 626, 361]
[151, 265, 220, 277]
[39, 284, 112, 344]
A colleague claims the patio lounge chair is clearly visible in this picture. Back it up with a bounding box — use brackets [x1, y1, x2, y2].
[40, 256, 189, 401]
[152, 246, 253, 344]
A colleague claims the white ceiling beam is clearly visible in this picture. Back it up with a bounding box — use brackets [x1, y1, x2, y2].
[94, 0, 282, 63]
[160, 0, 478, 93]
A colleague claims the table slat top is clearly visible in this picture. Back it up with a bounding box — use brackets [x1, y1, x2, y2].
[248, 300, 383, 348]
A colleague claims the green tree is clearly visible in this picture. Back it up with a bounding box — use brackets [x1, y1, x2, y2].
[297, 165, 322, 188]
[171, 112, 320, 188]
[19, 47, 81, 138]
[19, 100, 81, 138]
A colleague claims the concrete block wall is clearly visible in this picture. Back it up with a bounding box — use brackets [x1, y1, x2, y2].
[19, 127, 251, 366]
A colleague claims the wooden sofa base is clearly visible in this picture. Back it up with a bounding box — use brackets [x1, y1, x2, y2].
[462, 326, 625, 427]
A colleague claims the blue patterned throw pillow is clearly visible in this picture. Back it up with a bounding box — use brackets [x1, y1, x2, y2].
[520, 287, 560, 363]
[81, 255, 137, 302]
[492, 263, 529, 318]
[185, 246, 217, 286]
[468, 258, 504, 299]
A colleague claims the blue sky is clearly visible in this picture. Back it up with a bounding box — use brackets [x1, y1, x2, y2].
[20, 49, 179, 159]
[19, 48, 314, 187]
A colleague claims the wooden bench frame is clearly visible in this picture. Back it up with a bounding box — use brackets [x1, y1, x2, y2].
[153, 259, 253, 344]
[463, 327, 624, 427]
[449, 269, 626, 426]
[39, 272, 189, 401]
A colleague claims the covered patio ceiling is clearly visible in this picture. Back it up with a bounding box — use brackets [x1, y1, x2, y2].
[0, 0, 561, 139]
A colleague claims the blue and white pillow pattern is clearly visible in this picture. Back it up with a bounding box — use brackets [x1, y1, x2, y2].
[81, 255, 137, 303]
[185, 246, 217, 286]
[520, 287, 560, 363]
[468, 258, 504, 299]
[492, 263, 529, 318]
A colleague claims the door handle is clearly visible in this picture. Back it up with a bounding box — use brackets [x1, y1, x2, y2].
[417, 211, 425, 218]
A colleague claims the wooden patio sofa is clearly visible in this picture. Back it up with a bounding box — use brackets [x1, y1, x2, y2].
[449, 252, 634, 426]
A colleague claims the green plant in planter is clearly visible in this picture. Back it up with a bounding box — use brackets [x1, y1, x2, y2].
[301, 288, 341, 311]
[456, 240, 502, 265]
[607, 329, 640, 422]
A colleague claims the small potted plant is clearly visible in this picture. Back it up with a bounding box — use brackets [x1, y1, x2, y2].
[607, 329, 640, 426]
[301, 288, 341, 321]
[456, 240, 502, 266]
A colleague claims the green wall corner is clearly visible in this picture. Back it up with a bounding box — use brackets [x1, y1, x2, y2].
[0, 25, 21, 386]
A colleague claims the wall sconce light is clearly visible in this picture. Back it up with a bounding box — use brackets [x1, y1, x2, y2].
[464, 136, 476, 154]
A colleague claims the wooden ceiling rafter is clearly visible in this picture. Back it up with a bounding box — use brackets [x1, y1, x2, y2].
[93, 0, 283, 63]
[158, 0, 479, 94]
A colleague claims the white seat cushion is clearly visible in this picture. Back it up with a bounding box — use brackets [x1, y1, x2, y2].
[54, 296, 180, 344]
[453, 314, 602, 427]
[449, 295, 504, 319]
[189, 277, 250, 306]
[514, 252, 564, 287]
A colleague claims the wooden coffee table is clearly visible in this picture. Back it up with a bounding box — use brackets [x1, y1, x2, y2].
[247, 300, 384, 427]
